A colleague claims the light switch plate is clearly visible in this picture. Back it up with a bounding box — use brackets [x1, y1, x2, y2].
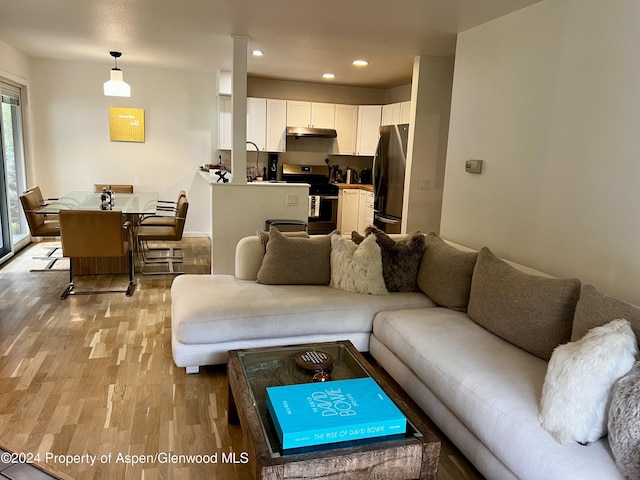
[286, 194, 299, 206]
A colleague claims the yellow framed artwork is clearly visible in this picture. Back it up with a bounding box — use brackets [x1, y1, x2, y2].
[109, 107, 145, 142]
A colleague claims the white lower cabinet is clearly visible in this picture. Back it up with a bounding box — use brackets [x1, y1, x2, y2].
[338, 189, 359, 233]
[357, 190, 375, 233]
[339, 188, 375, 235]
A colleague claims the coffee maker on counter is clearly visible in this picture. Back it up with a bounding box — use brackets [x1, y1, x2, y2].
[267, 153, 278, 181]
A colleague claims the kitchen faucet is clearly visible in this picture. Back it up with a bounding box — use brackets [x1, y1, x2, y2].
[246, 141, 260, 181]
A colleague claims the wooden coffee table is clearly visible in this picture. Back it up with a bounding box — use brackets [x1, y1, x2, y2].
[227, 340, 441, 479]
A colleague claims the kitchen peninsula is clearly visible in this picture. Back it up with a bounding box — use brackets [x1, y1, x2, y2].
[199, 170, 308, 274]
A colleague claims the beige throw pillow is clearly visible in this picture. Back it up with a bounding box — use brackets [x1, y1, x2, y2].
[572, 284, 640, 342]
[467, 247, 581, 360]
[330, 234, 387, 295]
[416, 231, 477, 311]
[256, 228, 332, 285]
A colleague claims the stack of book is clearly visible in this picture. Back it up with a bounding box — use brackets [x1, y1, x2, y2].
[266, 377, 407, 450]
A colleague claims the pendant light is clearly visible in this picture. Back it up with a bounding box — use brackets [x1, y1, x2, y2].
[103, 51, 131, 97]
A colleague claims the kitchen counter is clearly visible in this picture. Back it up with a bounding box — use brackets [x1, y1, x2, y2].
[337, 183, 374, 192]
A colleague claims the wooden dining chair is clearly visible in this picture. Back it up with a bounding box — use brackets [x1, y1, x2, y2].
[136, 195, 189, 274]
[58, 210, 135, 298]
[93, 184, 134, 194]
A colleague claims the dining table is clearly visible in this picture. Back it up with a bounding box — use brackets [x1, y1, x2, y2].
[36, 190, 159, 216]
[37, 190, 159, 275]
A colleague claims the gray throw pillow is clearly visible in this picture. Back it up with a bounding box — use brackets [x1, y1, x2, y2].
[608, 361, 640, 480]
[467, 247, 581, 360]
[352, 227, 425, 292]
[571, 284, 640, 342]
[256, 228, 332, 285]
[416, 231, 478, 311]
[257, 229, 309, 253]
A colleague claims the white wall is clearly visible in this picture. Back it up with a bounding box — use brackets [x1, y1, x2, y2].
[442, 0, 640, 304]
[29, 59, 217, 236]
[404, 56, 453, 234]
[210, 182, 309, 274]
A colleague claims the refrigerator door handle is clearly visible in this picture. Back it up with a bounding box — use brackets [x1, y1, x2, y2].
[375, 214, 400, 224]
[372, 134, 382, 196]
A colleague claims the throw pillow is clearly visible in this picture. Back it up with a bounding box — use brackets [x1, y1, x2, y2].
[256, 228, 332, 285]
[257, 229, 309, 253]
[572, 284, 640, 342]
[467, 247, 581, 360]
[539, 319, 638, 446]
[416, 231, 478, 311]
[608, 361, 640, 480]
[330, 234, 387, 295]
[352, 226, 425, 292]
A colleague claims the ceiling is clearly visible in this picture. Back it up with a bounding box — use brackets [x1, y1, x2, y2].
[0, 0, 541, 89]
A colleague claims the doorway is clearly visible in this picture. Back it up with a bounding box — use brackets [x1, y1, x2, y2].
[0, 81, 28, 264]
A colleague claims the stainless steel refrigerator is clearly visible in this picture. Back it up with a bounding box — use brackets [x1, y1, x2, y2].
[373, 124, 409, 233]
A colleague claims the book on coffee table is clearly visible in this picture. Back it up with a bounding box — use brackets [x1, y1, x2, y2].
[266, 377, 407, 450]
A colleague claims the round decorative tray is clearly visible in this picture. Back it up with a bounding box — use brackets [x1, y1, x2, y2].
[295, 350, 334, 372]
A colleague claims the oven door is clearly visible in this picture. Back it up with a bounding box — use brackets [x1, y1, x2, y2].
[308, 195, 338, 234]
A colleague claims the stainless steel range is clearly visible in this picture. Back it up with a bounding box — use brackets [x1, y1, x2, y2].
[281, 164, 339, 234]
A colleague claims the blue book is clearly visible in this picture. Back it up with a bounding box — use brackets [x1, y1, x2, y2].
[266, 377, 407, 449]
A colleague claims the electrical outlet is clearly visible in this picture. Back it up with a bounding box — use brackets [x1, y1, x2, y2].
[418, 178, 431, 190]
[286, 194, 299, 206]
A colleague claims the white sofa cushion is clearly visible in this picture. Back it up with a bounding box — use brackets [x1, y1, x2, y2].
[171, 274, 435, 345]
[372, 308, 623, 480]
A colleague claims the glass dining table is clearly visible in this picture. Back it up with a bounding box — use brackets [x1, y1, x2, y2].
[37, 191, 159, 275]
[36, 191, 159, 215]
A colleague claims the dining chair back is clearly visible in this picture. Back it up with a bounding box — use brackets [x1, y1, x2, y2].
[58, 210, 134, 298]
[137, 195, 189, 274]
[19, 189, 60, 237]
[93, 184, 134, 194]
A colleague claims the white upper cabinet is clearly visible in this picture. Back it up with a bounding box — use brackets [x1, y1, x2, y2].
[310, 102, 336, 128]
[400, 101, 411, 124]
[334, 104, 358, 155]
[356, 105, 382, 156]
[266, 99, 287, 152]
[247, 97, 267, 150]
[381, 101, 411, 126]
[381, 103, 401, 126]
[286, 101, 335, 128]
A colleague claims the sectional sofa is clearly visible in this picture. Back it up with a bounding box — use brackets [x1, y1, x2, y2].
[170, 228, 640, 480]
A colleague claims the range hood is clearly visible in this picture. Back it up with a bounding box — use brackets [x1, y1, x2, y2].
[286, 126, 337, 138]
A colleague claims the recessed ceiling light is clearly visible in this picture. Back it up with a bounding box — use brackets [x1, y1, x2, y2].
[252, 50, 264, 57]
[353, 60, 369, 66]
[322, 73, 335, 79]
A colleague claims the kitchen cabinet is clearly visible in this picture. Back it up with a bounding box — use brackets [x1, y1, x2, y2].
[334, 104, 358, 155]
[266, 99, 287, 152]
[338, 187, 374, 234]
[247, 97, 267, 150]
[218, 95, 232, 150]
[286, 101, 335, 128]
[219, 97, 287, 152]
[356, 105, 382, 156]
[357, 189, 375, 233]
[400, 101, 411, 124]
[381, 103, 401, 126]
[338, 189, 360, 233]
[381, 101, 412, 126]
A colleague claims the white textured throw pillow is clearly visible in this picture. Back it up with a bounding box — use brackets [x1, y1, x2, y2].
[539, 318, 638, 445]
[330, 234, 387, 295]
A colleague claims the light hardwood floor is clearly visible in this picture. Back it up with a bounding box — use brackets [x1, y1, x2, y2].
[0, 239, 483, 480]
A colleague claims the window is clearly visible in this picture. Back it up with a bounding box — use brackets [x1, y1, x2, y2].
[0, 80, 28, 263]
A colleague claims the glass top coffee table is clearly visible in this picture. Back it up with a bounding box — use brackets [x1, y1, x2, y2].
[227, 340, 440, 479]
